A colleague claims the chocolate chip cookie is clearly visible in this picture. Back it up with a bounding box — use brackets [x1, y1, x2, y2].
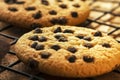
[0, 0, 90, 29]
[14, 25, 120, 77]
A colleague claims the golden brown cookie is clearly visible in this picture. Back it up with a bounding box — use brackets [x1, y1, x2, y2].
[0, 0, 90, 29]
[14, 25, 120, 78]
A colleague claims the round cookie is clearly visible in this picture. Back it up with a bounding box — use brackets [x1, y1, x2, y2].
[0, 0, 90, 29]
[14, 25, 120, 77]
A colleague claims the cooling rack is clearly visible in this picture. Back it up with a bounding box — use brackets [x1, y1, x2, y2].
[0, 0, 120, 80]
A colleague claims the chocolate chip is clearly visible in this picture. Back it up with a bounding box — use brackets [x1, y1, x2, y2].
[28, 58, 39, 68]
[69, 0, 74, 1]
[40, 51, 51, 59]
[73, 4, 80, 8]
[81, 0, 86, 1]
[35, 44, 44, 50]
[83, 56, 94, 63]
[41, 0, 49, 6]
[4, 0, 19, 4]
[49, 10, 57, 15]
[39, 36, 47, 42]
[55, 35, 68, 42]
[8, 7, 18, 12]
[54, 27, 62, 33]
[50, 18, 58, 24]
[59, 4, 67, 9]
[67, 47, 77, 53]
[32, 11, 42, 19]
[63, 29, 74, 33]
[4, 0, 9, 3]
[84, 43, 93, 48]
[51, 45, 61, 51]
[59, 37, 68, 42]
[56, 0, 62, 2]
[102, 43, 111, 48]
[50, 17, 67, 25]
[67, 55, 76, 63]
[34, 28, 42, 33]
[4, 0, 16, 4]
[76, 35, 84, 39]
[84, 37, 92, 41]
[31, 42, 38, 48]
[54, 34, 63, 39]
[25, 6, 36, 11]
[16, 1, 25, 4]
[31, 23, 42, 29]
[71, 12, 78, 18]
[57, 17, 67, 25]
[28, 35, 38, 41]
[94, 31, 102, 37]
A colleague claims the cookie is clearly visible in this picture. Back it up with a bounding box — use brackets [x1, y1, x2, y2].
[0, 0, 90, 29]
[14, 25, 120, 77]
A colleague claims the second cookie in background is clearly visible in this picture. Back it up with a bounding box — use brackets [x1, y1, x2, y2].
[0, 0, 90, 29]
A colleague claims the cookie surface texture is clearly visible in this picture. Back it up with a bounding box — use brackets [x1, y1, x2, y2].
[0, 0, 90, 29]
[14, 25, 120, 77]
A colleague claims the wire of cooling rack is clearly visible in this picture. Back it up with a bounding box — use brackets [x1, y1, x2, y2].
[0, 0, 120, 80]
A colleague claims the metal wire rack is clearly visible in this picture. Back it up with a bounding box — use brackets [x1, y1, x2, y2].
[0, 0, 120, 80]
